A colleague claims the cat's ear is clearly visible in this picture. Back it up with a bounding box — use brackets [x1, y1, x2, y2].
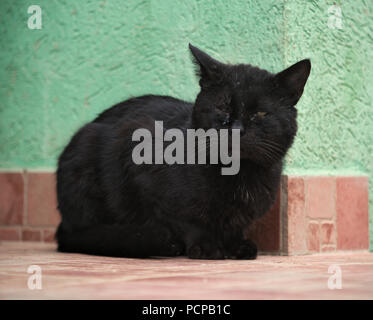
[189, 43, 223, 86]
[274, 59, 311, 105]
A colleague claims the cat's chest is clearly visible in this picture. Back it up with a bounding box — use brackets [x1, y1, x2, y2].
[213, 166, 281, 221]
[233, 180, 272, 209]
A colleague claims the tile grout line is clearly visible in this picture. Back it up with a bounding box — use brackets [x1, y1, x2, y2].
[334, 176, 338, 250]
[304, 176, 308, 253]
[22, 169, 28, 241]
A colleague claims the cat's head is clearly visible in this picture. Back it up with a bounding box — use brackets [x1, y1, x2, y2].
[190, 44, 311, 166]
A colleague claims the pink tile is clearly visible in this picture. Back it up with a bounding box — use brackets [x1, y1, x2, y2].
[248, 191, 280, 252]
[0, 173, 24, 225]
[307, 222, 320, 252]
[0, 228, 21, 241]
[27, 172, 61, 227]
[321, 245, 336, 253]
[1, 242, 373, 299]
[306, 177, 335, 219]
[286, 176, 307, 254]
[336, 177, 369, 250]
[22, 229, 42, 241]
[321, 222, 335, 245]
[43, 229, 56, 243]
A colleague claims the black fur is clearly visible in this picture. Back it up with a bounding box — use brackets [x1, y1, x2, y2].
[56, 44, 311, 259]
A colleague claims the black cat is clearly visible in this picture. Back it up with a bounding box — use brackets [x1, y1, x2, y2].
[56, 44, 310, 259]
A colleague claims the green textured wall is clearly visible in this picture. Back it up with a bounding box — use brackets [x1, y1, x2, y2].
[0, 1, 372, 246]
[0, 0, 284, 167]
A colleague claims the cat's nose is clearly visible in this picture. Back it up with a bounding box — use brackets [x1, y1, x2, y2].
[231, 120, 245, 135]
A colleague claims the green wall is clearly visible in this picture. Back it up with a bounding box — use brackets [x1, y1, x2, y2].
[0, 0, 284, 167]
[0, 0, 372, 247]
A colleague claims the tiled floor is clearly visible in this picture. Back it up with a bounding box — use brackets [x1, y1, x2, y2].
[0, 241, 372, 299]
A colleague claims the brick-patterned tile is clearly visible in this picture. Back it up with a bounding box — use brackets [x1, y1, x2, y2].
[321, 245, 336, 253]
[307, 222, 320, 252]
[336, 177, 369, 250]
[286, 176, 307, 255]
[321, 222, 335, 245]
[248, 191, 280, 253]
[22, 229, 42, 241]
[0, 228, 21, 241]
[0, 173, 24, 225]
[306, 176, 335, 219]
[43, 228, 57, 243]
[27, 172, 61, 227]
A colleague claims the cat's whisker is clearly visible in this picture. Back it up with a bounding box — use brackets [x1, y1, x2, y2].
[259, 141, 284, 157]
[254, 145, 274, 162]
[260, 139, 285, 153]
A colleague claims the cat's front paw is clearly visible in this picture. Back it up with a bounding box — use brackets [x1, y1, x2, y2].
[228, 239, 257, 260]
[158, 240, 184, 257]
[187, 243, 224, 260]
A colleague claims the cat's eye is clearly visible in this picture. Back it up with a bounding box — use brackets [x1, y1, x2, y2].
[250, 111, 268, 121]
[257, 112, 267, 117]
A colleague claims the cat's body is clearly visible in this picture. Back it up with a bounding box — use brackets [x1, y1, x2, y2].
[56, 45, 310, 259]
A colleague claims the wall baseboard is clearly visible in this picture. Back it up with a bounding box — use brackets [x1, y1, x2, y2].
[248, 175, 370, 254]
[0, 171, 370, 254]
